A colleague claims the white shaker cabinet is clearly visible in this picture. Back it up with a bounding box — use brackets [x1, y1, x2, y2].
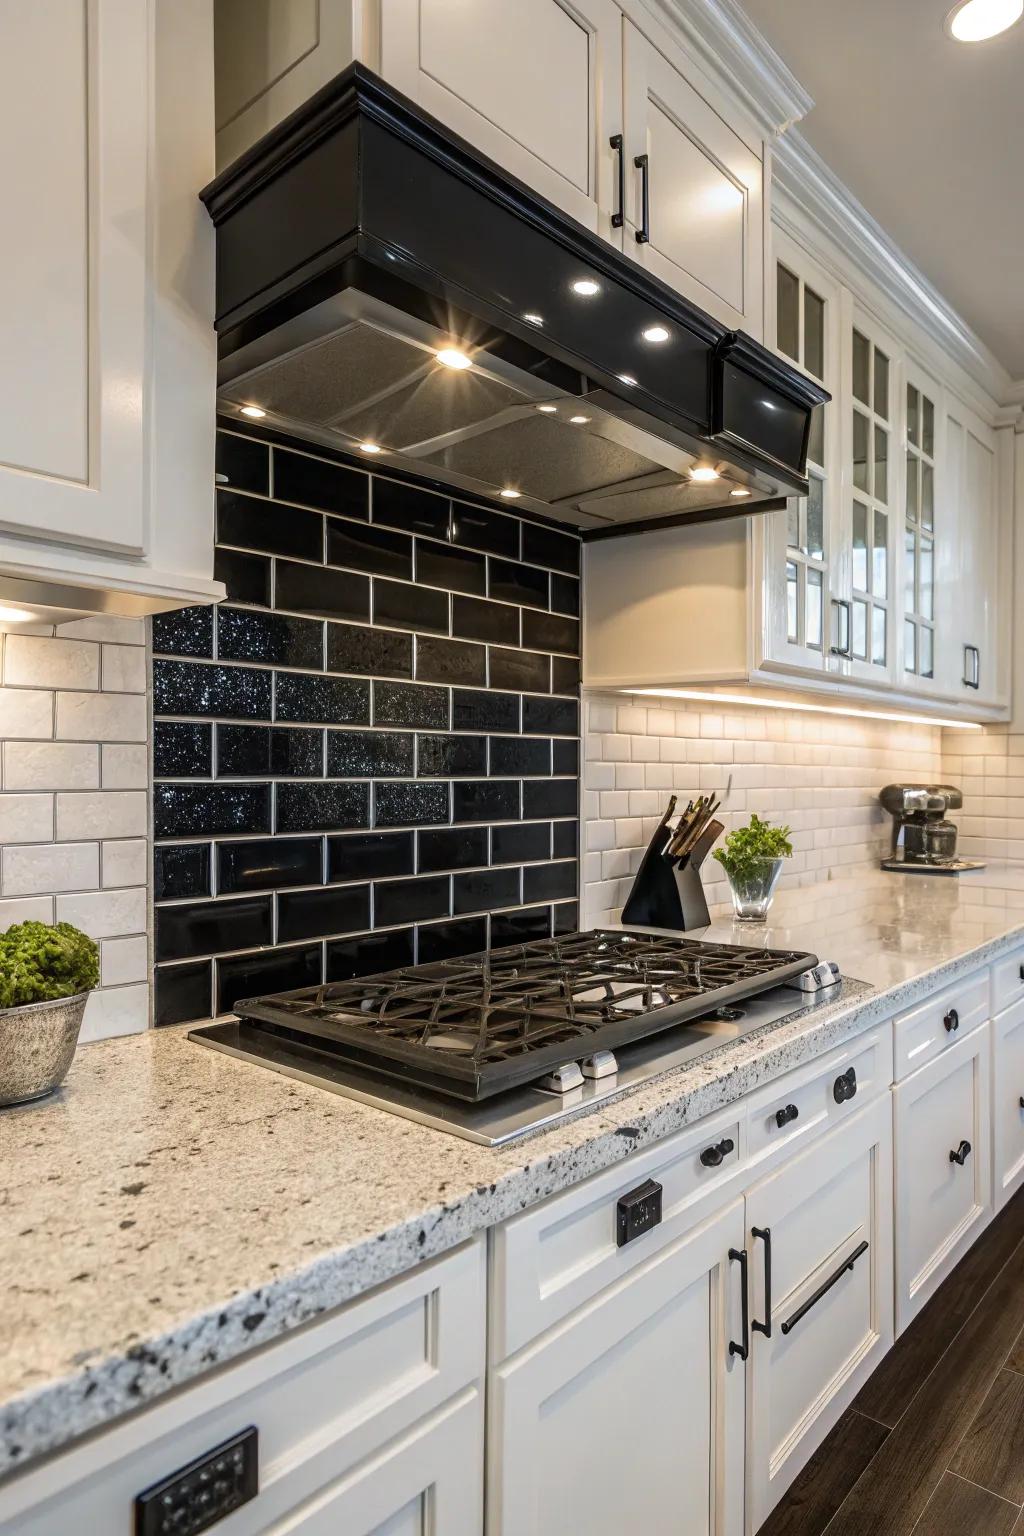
[939, 394, 1006, 709]
[992, 994, 1024, 1211]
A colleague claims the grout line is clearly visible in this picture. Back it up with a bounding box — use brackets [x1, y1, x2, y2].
[944, 1469, 1023, 1510]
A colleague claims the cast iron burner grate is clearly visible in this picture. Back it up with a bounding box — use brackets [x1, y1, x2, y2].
[232, 930, 817, 1102]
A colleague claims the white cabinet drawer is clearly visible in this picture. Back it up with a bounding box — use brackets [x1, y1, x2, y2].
[745, 1022, 893, 1161]
[0, 1239, 485, 1536]
[993, 993, 1024, 1210]
[892, 970, 989, 1080]
[992, 947, 1024, 1014]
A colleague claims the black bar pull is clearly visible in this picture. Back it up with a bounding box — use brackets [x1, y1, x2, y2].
[752, 1226, 772, 1338]
[775, 1103, 799, 1129]
[729, 1247, 749, 1359]
[634, 152, 650, 243]
[949, 1139, 972, 1166]
[609, 134, 625, 228]
[780, 1240, 869, 1336]
[1019, 1096, 1024, 1109]
[944, 1008, 959, 1033]
[830, 598, 852, 657]
[963, 644, 980, 689]
[700, 1136, 735, 1168]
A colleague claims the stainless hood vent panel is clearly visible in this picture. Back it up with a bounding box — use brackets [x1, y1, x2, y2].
[203, 66, 829, 537]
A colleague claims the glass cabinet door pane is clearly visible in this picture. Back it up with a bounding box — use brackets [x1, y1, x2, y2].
[786, 560, 798, 641]
[852, 599, 868, 659]
[905, 529, 916, 610]
[922, 397, 934, 457]
[906, 458, 919, 517]
[920, 539, 934, 619]
[907, 385, 919, 447]
[872, 605, 886, 664]
[921, 463, 934, 529]
[874, 350, 889, 419]
[853, 410, 870, 491]
[807, 476, 824, 559]
[905, 619, 916, 673]
[853, 500, 868, 588]
[777, 265, 799, 361]
[873, 510, 888, 597]
[787, 500, 800, 549]
[853, 330, 870, 404]
[874, 425, 888, 503]
[808, 404, 825, 467]
[804, 288, 825, 380]
[806, 567, 823, 649]
[920, 626, 933, 678]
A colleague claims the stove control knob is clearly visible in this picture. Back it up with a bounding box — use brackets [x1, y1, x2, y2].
[582, 1050, 618, 1080]
[538, 1062, 585, 1094]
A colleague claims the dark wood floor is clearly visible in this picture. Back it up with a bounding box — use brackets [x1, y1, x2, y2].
[758, 1189, 1024, 1536]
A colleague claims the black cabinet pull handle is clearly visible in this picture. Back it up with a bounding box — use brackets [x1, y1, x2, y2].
[950, 1140, 972, 1166]
[1019, 1096, 1024, 1109]
[634, 152, 650, 243]
[830, 597, 852, 657]
[944, 1009, 959, 1033]
[775, 1103, 799, 1129]
[729, 1247, 749, 1359]
[609, 134, 625, 229]
[780, 1240, 869, 1336]
[833, 1067, 857, 1104]
[1018, 964, 1024, 982]
[752, 1225, 772, 1338]
[963, 644, 980, 689]
[700, 1136, 735, 1168]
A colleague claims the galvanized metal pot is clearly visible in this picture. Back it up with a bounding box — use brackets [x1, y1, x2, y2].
[0, 992, 89, 1107]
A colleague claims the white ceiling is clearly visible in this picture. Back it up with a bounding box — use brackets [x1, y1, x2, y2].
[740, 0, 1024, 380]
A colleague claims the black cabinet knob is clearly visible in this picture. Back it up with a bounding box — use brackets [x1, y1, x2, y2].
[775, 1103, 799, 1129]
[1019, 964, 1024, 982]
[833, 1067, 857, 1104]
[949, 1139, 972, 1166]
[944, 1009, 959, 1033]
[699, 1136, 735, 1168]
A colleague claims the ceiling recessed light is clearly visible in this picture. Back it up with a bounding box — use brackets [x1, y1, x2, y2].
[571, 279, 600, 296]
[729, 487, 752, 498]
[569, 415, 591, 424]
[239, 405, 266, 419]
[523, 312, 544, 325]
[691, 466, 720, 482]
[537, 404, 558, 413]
[617, 373, 638, 387]
[358, 442, 382, 454]
[946, 0, 1022, 39]
[435, 347, 472, 370]
[499, 488, 522, 499]
[642, 325, 670, 344]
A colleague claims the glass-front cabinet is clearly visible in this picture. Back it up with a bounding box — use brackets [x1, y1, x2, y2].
[902, 363, 941, 690]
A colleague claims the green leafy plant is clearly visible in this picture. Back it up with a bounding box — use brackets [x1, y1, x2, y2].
[713, 814, 793, 882]
[0, 921, 99, 1010]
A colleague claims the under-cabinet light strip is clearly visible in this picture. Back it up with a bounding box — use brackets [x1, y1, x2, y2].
[625, 688, 984, 731]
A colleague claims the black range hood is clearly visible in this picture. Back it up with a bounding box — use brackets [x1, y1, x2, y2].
[201, 65, 828, 536]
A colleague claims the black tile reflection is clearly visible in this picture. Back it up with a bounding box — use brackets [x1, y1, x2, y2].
[218, 607, 323, 669]
[270, 727, 323, 778]
[155, 961, 212, 1027]
[522, 523, 580, 574]
[218, 837, 323, 894]
[274, 448, 368, 519]
[489, 557, 549, 609]
[415, 635, 486, 687]
[523, 779, 578, 819]
[372, 479, 451, 539]
[217, 432, 268, 495]
[417, 916, 487, 963]
[217, 489, 322, 561]
[275, 561, 369, 623]
[328, 622, 412, 679]
[489, 647, 550, 693]
[490, 736, 551, 776]
[216, 724, 324, 779]
[154, 844, 211, 902]
[452, 594, 519, 646]
[326, 927, 414, 982]
[327, 730, 414, 778]
[214, 548, 271, 607]
[418, 826, 488, 873]
[217, 944, 322, 1014]
[454, 867, 521, 915]
[374, 578, 448, 635]
[451, 689, 518, 733]
[553, 739, 580, 775]
[154, 660, 272, 720]
[523, 696, 579, 736]
[154, 721, 211, 778]
[276, 781, 370, 833]
[491, 822, 550, 865]
[523, 860, 578, 903]
[417, 733, 487, 777]
[154, 783, 271, 838]
[278, 884, 370, 942]
[551, 654, 581, 694]
[328, 519, 411, 580]
[490, 906, 552, 946]
[373, 681, 448, 730]
[328, 831, 414, 883]
[453, 780, 519, 823]
[275, 673, 370, 725]
[521, 609, 580, 655]
[551, 574, 581, 617]
[375, 874, 450, 927]
[553, 820, 579, 858]
[553, 900, 580, 934]
[416, 540, 486, 596]
[375, 781, 449, 827]
[451, 501, 519, 558]
[152, 607, 214, 659]
[156, 895, 272, 962]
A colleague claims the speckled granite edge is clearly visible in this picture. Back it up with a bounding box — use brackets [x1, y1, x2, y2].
[3, 920, 1024, 1481]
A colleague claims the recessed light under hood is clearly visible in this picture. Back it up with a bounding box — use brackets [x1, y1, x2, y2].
[201, 66, 828, 537]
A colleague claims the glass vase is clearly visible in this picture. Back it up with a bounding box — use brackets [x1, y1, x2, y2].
[726, 857, 785, 922]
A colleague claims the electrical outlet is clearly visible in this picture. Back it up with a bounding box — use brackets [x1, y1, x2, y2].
[134, 1427, 258, 1536]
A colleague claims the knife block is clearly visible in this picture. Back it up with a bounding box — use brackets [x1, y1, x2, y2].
[620, 822, 712, 932]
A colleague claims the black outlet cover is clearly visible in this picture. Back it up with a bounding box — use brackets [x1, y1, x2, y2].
[616, 1179, 663, 1248]
[135, 1426, 258, 1535]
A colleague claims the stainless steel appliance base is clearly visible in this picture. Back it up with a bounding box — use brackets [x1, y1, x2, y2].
[881, 858, 986, 875]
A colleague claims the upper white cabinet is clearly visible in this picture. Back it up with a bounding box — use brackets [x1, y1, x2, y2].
[939, 395, 1004, 708]
[0, 0, 223, 612]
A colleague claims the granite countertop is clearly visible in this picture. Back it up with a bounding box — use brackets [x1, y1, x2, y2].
[4, 864, 1024, 1480]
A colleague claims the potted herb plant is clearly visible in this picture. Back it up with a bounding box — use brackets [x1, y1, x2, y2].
[713, 814, 793, 922]
[0, 920, 100, 1107]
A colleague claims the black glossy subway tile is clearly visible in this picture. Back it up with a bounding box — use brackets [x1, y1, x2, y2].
[553, 738, 580, 776]
[451, 688, 518, 733]
[553, 900, 579, 934]
[214, 547, 272, 607]
[523, 779, 578, 820]
[551, 654, 581, 694]
[523, 860, 578, 903]
[521, 609, 580, 656]
[490, 905, 552, 946]
[492, 821, 551, 865]
[415, 635, 486, 687]
[373, 578, 448, 636]
[375, 780, 449, 827]
[154, 844, 212, 903]
[326, 926, 414, 982]
[271, 726, 324, 778]
[218, 837, 323, 895]
[451, 500, 519, 558]
[275, 560, 369, 624]
[155, 959, 213, 1027]
[372, 478, 451, 539]
[416, 539, 487, 596]
[152, 606, 214, 659]
[276, 781, 370, 833]
[274, 448, 368, 519]
[522, 522, 580, 574]
[216, 724, 324, 778]
[154, 782, 271, 838]
[418, 825, 488, 873]
[154, 721, 212, 778]
[373, 680, 448, 730]
[217, 489, 323, 561]
[156, 894, 273, 962]
[327, 518, 412, 580]
[374, 874, 450, 927]
[490, 736, 551, 776]
[327, 622, 413, 680]
[154, 659, 272, 721]
[328, 831, 414, 883]
[417, 733, 487, 778]
[417, 916, 486, 964]
[278, 884, 370, 942]
[551, 573, 581, 617]
[274, 672, 370, 726]
[489, 556, 549, 609]
[217, 431, 269, 495]
[523, 695, 579, 736]
[453, 867, 521, 915]
[218, 607, 324, 669]
[451, 594, 520, 646]
[327, 730, 414, 778]
[453, 780, 520, 824]
[488, 646, 550, 693]
[553, 820, 579, 858]
[217, 944, 322, 1014]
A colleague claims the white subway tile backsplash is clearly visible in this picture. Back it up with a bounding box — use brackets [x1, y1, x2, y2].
[0, 895, 54, 927]
[4, 741, 98, 792]
[0, 688, 53, 739]
[101, 643, 147, 694]
[101, 934, 149, 987]
[4, 635, 99, 691]
[56, 691, 147, 742]
[101, 839, 148, 889]
[3, 842, 99, 897]
[57, 616, 146, 645]
[55, 790, 147, 842]
[101, 743, 149, 790]
[79, 983, 149, 1043]
[55, 886, 147, 941]
[0, 793, 54, 844]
